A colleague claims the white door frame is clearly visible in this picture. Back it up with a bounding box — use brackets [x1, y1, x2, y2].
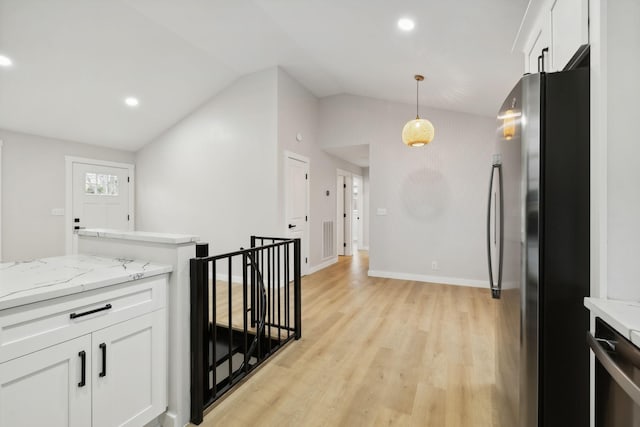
[352, 174, 364, 249]
[65, 156, 135, 254]
[337, 169, 353, 256]
[0, 140, 3, 261]
[284, 151, 310, 276]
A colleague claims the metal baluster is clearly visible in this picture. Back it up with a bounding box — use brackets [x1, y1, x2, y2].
[277, 244, 281, 345]
[228, 257, 233, 384]
[211, 260, 217, 397]
[294, 238, 302, 339]
[257, 247, 262, 362]
[250, 236, 256, 328]
[285, 243, 290, 339]
[267, 245, 272, 354]
[242, 253, 248, 373]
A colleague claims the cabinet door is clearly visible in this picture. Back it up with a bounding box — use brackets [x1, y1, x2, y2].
[0, 335, 92, 427]
[527, 14, 552, 73]
[551, 0, 588, 70]
[92, 310, 167, 427]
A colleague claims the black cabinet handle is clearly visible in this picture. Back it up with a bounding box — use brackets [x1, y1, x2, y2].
[288, 224, 296, 229]
[99, 343, 107, 377]
[78, 351, 86, 387]
[541, 47, 549, 72]
[70, 304, 112, 319]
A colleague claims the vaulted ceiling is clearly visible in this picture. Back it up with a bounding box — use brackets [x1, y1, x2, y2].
[0, 0, 527, 151]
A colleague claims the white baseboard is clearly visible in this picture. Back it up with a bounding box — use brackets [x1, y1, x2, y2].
[367, 270, 489, 289]
[360, 246, 370, 251]
[308, 257, 338, 275]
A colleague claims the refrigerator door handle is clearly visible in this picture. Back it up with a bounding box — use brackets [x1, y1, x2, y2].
[487, 163, 504, 299]
[588, 332, 640, 407]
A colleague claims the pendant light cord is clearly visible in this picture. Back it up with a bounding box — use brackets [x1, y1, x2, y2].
[416, 78, 419, 119]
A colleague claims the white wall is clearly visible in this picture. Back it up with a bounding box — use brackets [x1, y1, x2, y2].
[0, 129, 134, 261]
[319, 94, 495, 286]
[602, 0, 640, 302]
[362, 167, 370, 249]
[135, 68, 280, 256]
[276, 69, 362, 268]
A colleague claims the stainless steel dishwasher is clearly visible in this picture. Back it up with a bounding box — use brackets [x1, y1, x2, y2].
[589, 318, 640, 426]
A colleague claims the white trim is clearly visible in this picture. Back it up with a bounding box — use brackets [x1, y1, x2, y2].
[283, 151, 310, 276]
[0, 139, 3, 261]
[367, 270, 489, 289]
[65, 156, 135, 255]
[308, 256, 338, 275]
[360, 246, 370, 251]
[590, 0, 608, 301]
[352, 173, 364, 249]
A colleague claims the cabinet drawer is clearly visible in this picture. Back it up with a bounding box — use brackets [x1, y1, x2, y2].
[0, 275, 167, 363]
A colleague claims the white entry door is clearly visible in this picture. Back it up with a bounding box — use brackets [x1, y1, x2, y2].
[69, 160, 133, 253]
[285, 154, 309, 275]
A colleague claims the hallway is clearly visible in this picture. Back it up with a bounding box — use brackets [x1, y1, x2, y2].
[197, 251, 497, 427]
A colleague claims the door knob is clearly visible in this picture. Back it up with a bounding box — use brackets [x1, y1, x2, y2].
[288, 224, 296, 229]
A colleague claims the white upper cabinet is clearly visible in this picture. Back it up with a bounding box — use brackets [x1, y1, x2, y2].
[519, 0, 589, 73]
[527, 10, 553, 73]
[550, 0, 589, 70]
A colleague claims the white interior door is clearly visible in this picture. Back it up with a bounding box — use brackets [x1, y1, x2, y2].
[285, 155, 309, 275]
[70, 161, 132, 253]
[0, 335, 92, 427]
[352, 175, 363, 250]
[337, 172, 353, 256]
[337, 175, 345, 256]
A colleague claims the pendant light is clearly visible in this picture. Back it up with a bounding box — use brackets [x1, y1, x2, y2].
[402, 74, 435, 147]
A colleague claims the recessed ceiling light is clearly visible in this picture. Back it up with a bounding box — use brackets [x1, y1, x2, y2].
[0, 55, 13, 67]
[124, 97, 139, 107]
[397, 18, 415, 31]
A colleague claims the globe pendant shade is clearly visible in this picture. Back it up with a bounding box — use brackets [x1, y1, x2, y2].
[402, 118, 435, 147]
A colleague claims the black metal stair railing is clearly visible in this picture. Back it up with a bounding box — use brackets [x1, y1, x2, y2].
[189, 236, 302, 425]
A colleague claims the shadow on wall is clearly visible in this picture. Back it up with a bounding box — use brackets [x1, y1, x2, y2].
[401, 168, 450, 220]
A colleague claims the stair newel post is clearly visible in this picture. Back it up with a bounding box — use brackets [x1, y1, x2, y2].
[250, 236, 256, 327]
[293, 238, 302, 340]
[189, 258, 205, 425]
[201, 259, 210, 402]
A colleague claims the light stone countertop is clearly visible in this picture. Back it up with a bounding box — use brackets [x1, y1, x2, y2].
[584, 297, 640, 347]
[78, 228, 199, 245]
[0, 254, 172, 311]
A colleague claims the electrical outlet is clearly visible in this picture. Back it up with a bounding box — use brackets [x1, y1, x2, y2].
[431, 261, 439, 271]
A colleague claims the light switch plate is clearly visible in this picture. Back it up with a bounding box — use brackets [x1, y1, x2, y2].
[51, 208, 65, 216]
[376, 208, 387, 216]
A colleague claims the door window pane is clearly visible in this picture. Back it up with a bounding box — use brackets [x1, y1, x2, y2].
[85, 173, 119, 196]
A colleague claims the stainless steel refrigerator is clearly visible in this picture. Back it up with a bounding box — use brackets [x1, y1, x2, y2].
[487, 58, 590, 426]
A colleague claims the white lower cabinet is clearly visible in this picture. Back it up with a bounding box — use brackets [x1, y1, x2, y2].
[0, 335, 92, 427]
[0, 276, 168, 427]
[92, 310, 167, 427]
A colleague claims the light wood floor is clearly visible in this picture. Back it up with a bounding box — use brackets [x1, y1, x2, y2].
[196, 251, 497, 427]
